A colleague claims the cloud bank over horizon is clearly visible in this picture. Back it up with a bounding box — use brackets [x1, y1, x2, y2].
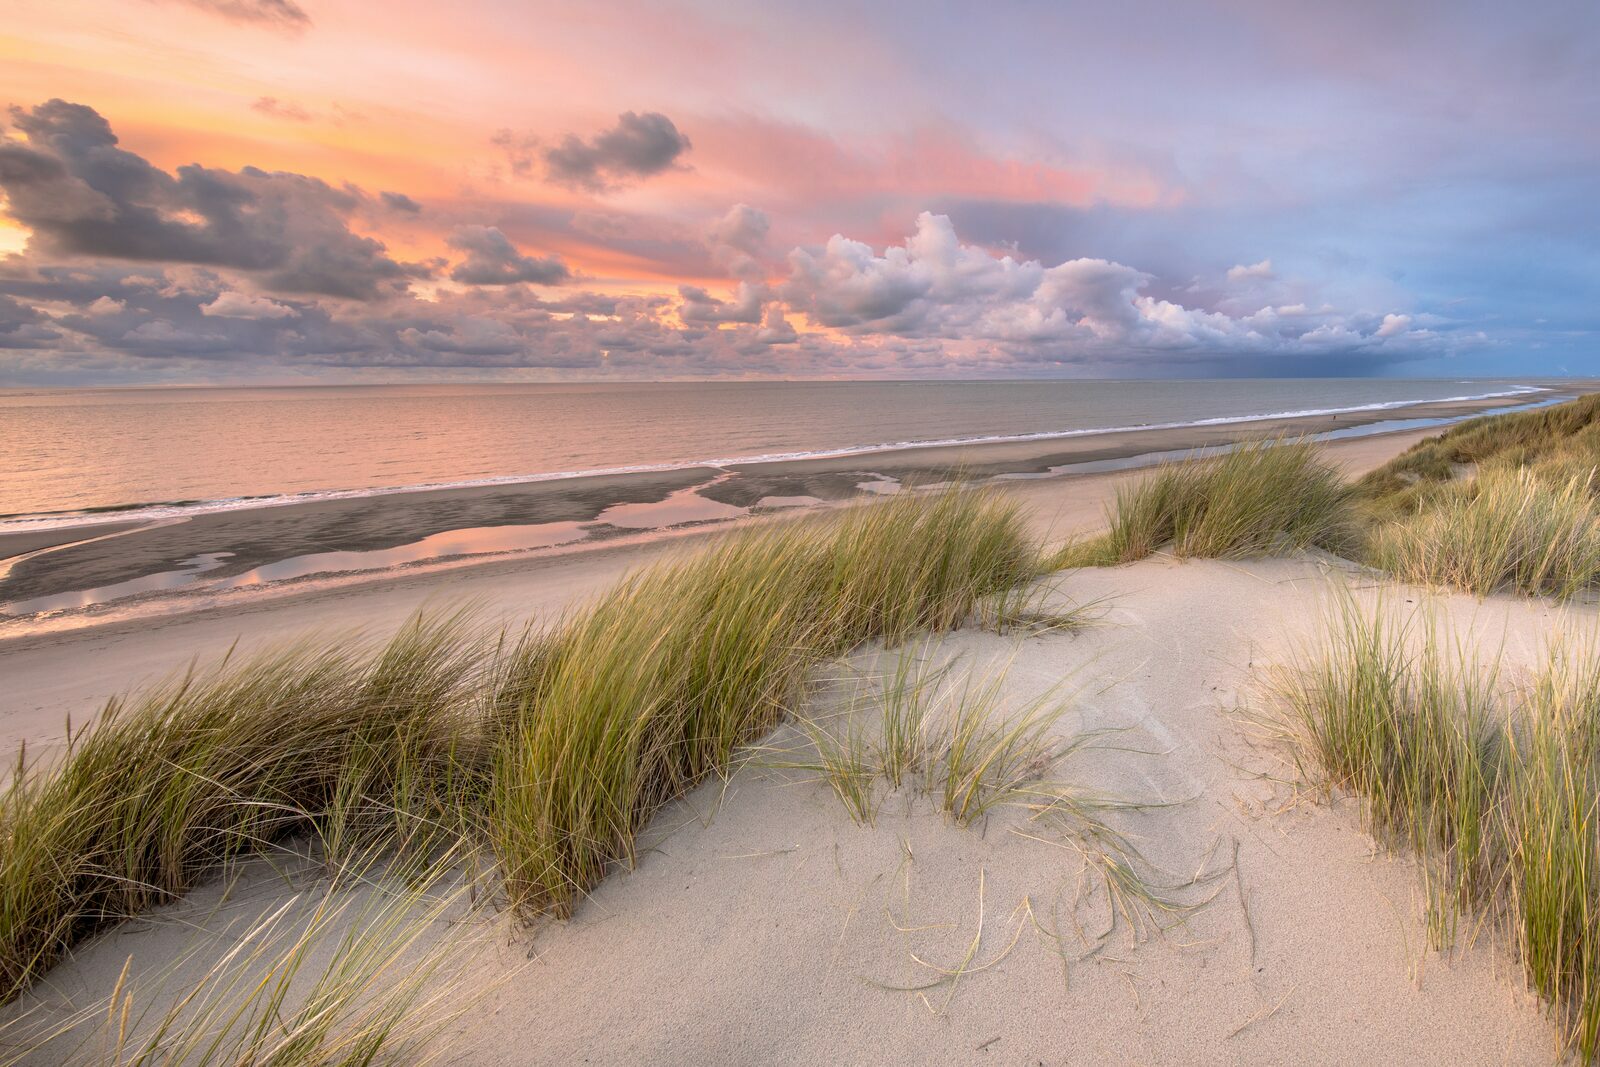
[0, 1, 1593, 384]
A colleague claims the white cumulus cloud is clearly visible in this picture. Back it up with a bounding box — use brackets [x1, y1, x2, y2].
[201, 291, 298, 320]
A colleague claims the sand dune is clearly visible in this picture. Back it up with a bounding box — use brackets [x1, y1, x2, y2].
[12, 555, 1574, 1063]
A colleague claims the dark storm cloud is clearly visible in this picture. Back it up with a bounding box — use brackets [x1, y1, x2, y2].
[542, 112, 691, 192]
[0, 101, 423, 299]
[0, 265, 339, 360]
[171, 0, 310, 30]
[0, 293, 60, 349]
[445, 225, 569, 286]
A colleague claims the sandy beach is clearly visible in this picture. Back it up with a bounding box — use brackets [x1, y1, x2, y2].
[0, 388, 1568, 621]
[0, 413, 1592, 1065]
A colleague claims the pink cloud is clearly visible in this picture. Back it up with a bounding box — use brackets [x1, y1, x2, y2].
[691, 115, 1182, 213]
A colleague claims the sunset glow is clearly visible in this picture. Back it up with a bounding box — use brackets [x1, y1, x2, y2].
[1, 0, 1594, 383]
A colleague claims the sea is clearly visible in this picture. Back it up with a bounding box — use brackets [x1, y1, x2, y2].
[0, 379, 1556, 529]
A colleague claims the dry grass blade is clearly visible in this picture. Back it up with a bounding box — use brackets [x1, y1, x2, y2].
[1, 845, 495, 1067]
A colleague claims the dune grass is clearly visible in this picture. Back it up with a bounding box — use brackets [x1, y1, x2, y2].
[1280, 597, 1600, 1057]
[778, 651, 1075, 829]
[489, 487, 1040, 914]
[1056, 437, 1356, 568]
[782, 647, 1228, 958]
[0, 612, 488, 1003]
[1358, 392, 1600, 511]
[1367, 467, 1600, 598]
[1051, 394, 1600, 601]
[0, 487, 1044, 1004]
[1344, 392, 1600, 598]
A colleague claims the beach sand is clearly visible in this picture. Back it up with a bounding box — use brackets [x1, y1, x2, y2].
[0, 422, 1579, 1063]
[10, 553, 1573, 1064]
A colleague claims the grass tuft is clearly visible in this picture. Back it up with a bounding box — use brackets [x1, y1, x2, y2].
[1057, 437, 1355, 567]
[487, 487, 1040, 915]
[1280, 596, 1600, 1057]
[934, 667, 1069, 826]
[0, 612, 488, 1002]
[1366, 467, 1600, 598]
[767, 650, 1079, 829]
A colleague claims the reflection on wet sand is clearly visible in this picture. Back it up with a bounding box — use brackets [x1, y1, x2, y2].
[3, 552, 236, 615]
[595, 483, 747, 529]
[2, 486, 764, 618]
[211, 521, 593, 593]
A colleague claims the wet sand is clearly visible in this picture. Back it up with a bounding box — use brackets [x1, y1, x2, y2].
[0, 389, 1579, 614]
[705, 391, 1564, 501]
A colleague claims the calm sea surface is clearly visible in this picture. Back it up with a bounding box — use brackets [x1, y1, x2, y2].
[0, 379, 1549, 523]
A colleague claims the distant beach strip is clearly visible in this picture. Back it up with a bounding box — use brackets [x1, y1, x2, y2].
[0, 385, 1585, 625]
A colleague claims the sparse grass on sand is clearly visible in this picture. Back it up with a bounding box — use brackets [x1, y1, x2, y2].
[1279, 596, 1600, 1058]
[775, 651, 1073, 829]
[0, 487, 1045, 1021]
[3, 848, 489, 1067]
[775, 646, 1227, 955]
[1055, 437, 1356, 568]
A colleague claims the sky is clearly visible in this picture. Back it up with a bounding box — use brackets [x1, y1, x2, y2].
[0, 0, 1594, 384]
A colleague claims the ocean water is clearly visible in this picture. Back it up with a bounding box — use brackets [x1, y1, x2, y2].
[0, 379, 1549, 527]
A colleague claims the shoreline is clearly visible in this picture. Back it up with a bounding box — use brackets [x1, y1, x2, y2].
[0, 381, 1556, 534]
[0, 425, 1479, 761]
[0, 388, 1586, 626]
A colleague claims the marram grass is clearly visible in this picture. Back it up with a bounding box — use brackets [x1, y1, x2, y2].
[0, 610, 489, 1002]
[487, 487, 1040, 914]
[1053, 395, 1600, 602]
[1055, 437, 1356, 568]
[1280, 597, 1600, 1058]
[0, 486, 1043, 1003]
[1367, 466, 1600, 598]
[1359, 390, 1600, 509]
